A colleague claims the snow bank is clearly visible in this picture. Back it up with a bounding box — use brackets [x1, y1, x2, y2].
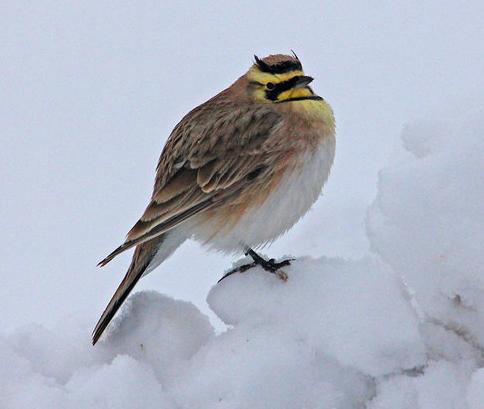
[1, 106, 483, 408]
[364, 106, 484, 408]
[368, 110, 484, 346]
[2, 259, 421, 409]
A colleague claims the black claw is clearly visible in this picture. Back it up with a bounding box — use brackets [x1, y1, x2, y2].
[218, 261, 257, 283]
[219, 249, 294, 283]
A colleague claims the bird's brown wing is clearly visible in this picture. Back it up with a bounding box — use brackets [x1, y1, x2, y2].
[98, 103, 284, 266]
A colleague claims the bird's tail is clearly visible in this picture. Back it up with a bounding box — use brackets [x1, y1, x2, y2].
[92, 234, 166, 345]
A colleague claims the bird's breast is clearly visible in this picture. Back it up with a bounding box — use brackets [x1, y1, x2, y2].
[192, 132, 336, 253]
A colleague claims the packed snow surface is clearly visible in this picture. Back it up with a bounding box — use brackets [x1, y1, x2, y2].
[2, 107, 483, 408]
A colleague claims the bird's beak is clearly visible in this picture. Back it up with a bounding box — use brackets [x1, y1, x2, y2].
[294, 76, 314, 89]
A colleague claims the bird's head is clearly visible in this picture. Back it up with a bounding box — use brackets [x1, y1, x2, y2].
[246, 52, 322, 104]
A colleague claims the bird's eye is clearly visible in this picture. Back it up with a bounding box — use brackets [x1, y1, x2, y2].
[266, 82, 275, 90]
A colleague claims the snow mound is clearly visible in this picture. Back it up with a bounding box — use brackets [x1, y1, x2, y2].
[209, 257, 424, 377]
[368, 110, 484, 347]
[1, 106, 483, 408]
[364, 107, 484, 408]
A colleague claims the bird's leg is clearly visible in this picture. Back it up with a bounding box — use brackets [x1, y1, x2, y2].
[245, 249, 293, 281]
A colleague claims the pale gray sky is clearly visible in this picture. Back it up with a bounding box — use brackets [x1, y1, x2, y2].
[1, 1, 483, 331]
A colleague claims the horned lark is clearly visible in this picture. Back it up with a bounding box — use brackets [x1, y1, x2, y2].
[93, 53, 335, 344]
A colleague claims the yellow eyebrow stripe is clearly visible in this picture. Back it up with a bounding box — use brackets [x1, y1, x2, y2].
[247, 68, 305, 83]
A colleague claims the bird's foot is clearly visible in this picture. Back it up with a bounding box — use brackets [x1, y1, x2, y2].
[246, 249, 293, 282]
[255, 258, 291, 282]
[218, 249, 294, 283]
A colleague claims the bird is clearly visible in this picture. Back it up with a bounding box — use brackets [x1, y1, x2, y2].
[93, 52, 336, 344]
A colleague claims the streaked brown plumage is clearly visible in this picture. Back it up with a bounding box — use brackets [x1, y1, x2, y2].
[93, 53, 336, 344]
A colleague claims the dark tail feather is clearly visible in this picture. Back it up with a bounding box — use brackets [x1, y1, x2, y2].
[92, 236, 164, 344]
[92, 267, 144, 345]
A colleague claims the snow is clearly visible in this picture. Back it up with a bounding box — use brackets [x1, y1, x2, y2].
[209, 256, 424, 377]
[367, 110, 484, 348]
[467, 369, 484, 409]
[1, 104, 483, 407]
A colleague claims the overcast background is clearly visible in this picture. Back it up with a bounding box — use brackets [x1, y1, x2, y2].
[1, 0, 483, 332]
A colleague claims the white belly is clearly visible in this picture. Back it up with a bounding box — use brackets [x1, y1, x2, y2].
[192, 135, 336, 253]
